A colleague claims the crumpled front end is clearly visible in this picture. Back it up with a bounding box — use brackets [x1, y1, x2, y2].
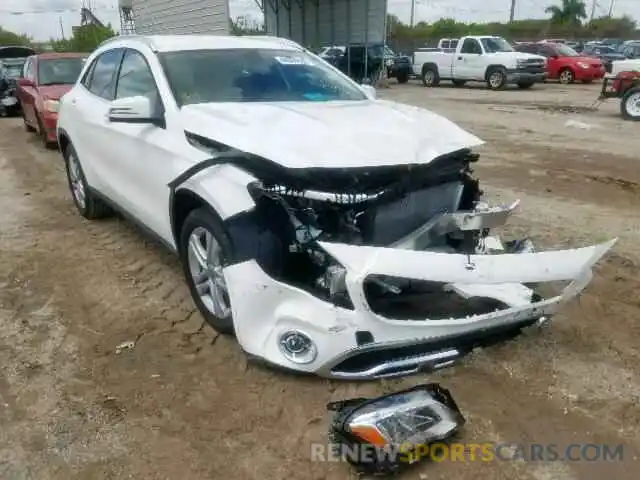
[222, 170, 616, 379]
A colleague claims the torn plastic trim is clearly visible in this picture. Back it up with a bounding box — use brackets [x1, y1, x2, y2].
[319, 238, 616, 285]
[222, 256, 585, 380]
[391, 200, 520, 250]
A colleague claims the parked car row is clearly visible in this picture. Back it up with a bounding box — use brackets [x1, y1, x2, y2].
[317, 43, 413, 84]
[0, 50, 87, 146]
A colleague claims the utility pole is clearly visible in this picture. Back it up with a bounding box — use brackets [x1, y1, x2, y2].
[410, 0, 415, 27]
[509, 0, 516, 22]
[607, 0, 615, 17]
[589, 0, 597, 22]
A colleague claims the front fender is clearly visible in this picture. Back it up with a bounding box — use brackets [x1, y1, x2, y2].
[174, 163, 257, 221]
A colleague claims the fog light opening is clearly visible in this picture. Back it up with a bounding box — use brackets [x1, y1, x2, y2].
[278, 330, 318, 364]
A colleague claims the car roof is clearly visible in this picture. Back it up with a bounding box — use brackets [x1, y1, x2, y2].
[98, 35, 304, 53]
[35, 52, 87, 59]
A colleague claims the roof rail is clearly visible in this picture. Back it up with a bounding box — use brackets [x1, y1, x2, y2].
[97, 34, 150, 50]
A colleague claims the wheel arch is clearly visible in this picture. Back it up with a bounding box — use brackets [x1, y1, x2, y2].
[421, 62, 439, 75]
[57, 127, 71, 155]
[484, 64, 507, 80]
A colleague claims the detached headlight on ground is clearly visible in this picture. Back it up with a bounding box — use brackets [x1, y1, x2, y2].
[327, 383, 465, 475]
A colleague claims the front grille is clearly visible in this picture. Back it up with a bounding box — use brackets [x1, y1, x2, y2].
[517, 64, 545, 74]
[370, 181, 463, 245]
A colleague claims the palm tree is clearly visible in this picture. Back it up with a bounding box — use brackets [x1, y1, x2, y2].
[545, 0, 588, 26]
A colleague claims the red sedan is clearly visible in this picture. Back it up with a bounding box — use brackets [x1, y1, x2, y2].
[515, 42, 605, 84]
[17, 52, 86, 147]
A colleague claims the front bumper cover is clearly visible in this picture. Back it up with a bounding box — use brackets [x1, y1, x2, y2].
[223, 228, 616, 379]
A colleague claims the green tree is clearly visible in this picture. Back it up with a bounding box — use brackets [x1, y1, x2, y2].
[0, 27, 31, 47]
[50, 24, 116, 53]
[545, 0, 588, 26]
[229, 16, 265, 36]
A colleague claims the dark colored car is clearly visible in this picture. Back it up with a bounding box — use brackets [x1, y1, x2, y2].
[17, 52, 87, 147]
[0, 45, 36, 116]
[335, 44, 412, 84]
[621, 44, 640, 59]
[581, 44, 626, 73]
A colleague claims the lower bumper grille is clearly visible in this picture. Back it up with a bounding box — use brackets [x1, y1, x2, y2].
[328, 317, 540, 379]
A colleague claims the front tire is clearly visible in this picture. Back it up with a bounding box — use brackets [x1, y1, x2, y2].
[486, 67, 507, 90]
[396, 71, 409, 84]
[559, 68, 575, 85]
[63, 143, 112, 219]
[180, 207, 235, 335]
[621, 87, 640, 121]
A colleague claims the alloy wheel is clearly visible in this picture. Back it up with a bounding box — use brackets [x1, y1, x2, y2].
[186, 227, 231, 319]
[67, 151, 86, 209]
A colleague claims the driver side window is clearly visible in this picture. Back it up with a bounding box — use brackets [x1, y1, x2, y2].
[461, 39, 481, 54]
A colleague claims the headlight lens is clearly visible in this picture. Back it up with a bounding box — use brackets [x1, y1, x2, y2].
[43, 99, 60, 113]
[328, 383, 465, 475]
[577, 62, 589, 69]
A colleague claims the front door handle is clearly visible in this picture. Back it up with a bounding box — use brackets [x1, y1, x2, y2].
[458, 56, 463, 60]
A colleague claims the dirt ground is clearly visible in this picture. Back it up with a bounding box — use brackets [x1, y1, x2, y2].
[1, 80, 639, 480]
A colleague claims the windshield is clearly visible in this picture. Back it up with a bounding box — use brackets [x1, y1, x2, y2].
[555, 44, 579, 56]
[160, 48, 367, 105]
[480, 37, 514, 53]
[38, 57, 85, 85]
[3, 64, 23, 79]
[1, 59, 25, 79]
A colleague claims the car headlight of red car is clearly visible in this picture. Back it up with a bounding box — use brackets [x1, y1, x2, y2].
[43, 99, 60, 113]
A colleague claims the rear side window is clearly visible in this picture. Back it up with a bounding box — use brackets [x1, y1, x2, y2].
[85, 49, 123, 100]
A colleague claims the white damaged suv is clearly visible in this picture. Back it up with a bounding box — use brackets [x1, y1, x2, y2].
[56, 35, 615, 380]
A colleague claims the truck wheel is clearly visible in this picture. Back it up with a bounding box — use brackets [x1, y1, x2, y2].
[559, 68, 575, 84]
[517, 81, 534, 89]
[396, 71, 409, 84]
[421, 66, 439, 87]
[486, 67, 507, 90]
[452, 80, 466, 87]
[621, 87, 640, 121]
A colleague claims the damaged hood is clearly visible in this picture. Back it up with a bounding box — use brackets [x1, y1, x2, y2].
[180, 99, 484, 169]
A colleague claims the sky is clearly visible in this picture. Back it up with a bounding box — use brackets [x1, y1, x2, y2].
[1, 0, 638, 42]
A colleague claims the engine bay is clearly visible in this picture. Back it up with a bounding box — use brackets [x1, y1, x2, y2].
[226, 148, 491, 310]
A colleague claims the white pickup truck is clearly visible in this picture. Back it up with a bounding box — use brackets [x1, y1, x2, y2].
[413, 36, 547, 90]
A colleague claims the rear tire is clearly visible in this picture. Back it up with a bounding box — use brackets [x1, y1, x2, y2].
[621, 87, 640, 121]
[396, 71, 409, 84]
[179, 207, 236, 335]
[421, 65, 439, 87]
[63, 143, 113, 219]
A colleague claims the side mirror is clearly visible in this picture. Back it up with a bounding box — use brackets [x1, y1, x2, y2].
[108, 95, 164, 127]
[360, 84, 376, 100]
[18, 77, 35, 87]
